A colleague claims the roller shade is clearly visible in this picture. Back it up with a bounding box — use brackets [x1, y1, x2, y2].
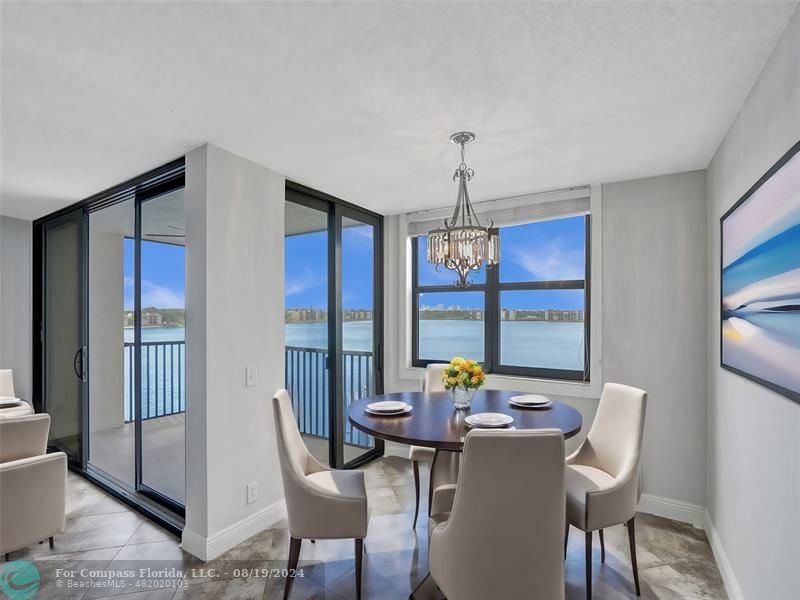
[406, 187, 590, 237]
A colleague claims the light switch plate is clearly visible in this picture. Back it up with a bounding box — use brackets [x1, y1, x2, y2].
[246, 365, 257, 387]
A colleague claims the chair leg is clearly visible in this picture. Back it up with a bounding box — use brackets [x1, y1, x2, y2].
[585, 531, 592, 600]
[564, 522, 569, 560]
[355, 538, 364, 600]
[627, 517, 641, 596]
[427, 451, 439, 521]
[409, 572, 431, 600]
[283, 536, 302, 600]
[599, 529, 605, 563]
[412, 460, 421, 529]
[49, 536, 54, 550]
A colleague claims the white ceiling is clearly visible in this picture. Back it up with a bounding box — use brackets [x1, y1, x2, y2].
[1, 1, 797, 221]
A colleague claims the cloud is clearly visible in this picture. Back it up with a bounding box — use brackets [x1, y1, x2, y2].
[141, 279, 184, 308]
[123, 277, 184, 309]
[511, 238, 583, 280]
[286, 268, 324, 296]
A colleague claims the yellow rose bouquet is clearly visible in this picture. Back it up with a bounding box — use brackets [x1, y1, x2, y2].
[442, 357, 485, 409]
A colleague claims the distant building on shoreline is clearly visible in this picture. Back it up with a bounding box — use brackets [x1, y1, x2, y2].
[286, 308, 373, 323]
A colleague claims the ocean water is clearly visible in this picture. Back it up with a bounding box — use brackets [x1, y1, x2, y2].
[123, 320, 585, 426]
[286, 319, 585, 370]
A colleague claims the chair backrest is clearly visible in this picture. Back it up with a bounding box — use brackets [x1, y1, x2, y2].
[422, 363, 448, 392]
[0, 414, 50, 463]
[272, 389, 313, 530]
[429, 429, 566, 600]
[582, 382, 648, 479]
[0, 369, 15, 397]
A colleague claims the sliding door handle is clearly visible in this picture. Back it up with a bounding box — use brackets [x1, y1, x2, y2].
[81, 346, 87, 382]
[73, 348, 82, 380]
[73, 346, 87, 382]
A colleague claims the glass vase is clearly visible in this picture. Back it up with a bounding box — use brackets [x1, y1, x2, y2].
[451, 387, 476, 410]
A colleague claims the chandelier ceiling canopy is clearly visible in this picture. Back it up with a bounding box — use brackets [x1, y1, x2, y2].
[426, 132, 499, 288]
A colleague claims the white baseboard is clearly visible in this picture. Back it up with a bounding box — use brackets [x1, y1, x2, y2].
[181, 499, 287, 561]
[636, 493, 705, 529]
[704, 509, 743, 600]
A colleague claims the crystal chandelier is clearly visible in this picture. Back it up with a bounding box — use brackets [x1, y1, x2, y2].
[427, 132, 499, 287]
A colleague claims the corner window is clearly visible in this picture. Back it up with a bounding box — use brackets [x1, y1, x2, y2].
[411, 214, 590, 381]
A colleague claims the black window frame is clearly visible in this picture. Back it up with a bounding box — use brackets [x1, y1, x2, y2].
[412, 215, 591, 382]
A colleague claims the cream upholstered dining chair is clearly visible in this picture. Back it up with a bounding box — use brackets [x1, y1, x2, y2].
[0, 369, 14, 397]
[272, 390, 369, 600]
[0, 414, 67, 560]
[0, 369, 34, 418]
[416, 429, 566, 600]
[564, 382, 648, 599]
[408, 363, 448, 528]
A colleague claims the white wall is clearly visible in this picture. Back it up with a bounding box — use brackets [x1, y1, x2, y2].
[603, 171, 707, 513]
[384, 172, 708, 521]
[182, 144, 286, 560]
[0, 216, 32, 401]
[705, 6, 800, 599]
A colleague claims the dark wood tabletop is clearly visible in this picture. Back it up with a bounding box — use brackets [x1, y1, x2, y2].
[348, 390, 583, 451]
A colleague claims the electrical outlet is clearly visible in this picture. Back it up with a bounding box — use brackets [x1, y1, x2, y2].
[246, 481, 258, 504]
[246, 365, 257, 387]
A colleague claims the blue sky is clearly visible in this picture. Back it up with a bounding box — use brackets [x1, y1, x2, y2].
[285, 224, 374, 310]
[285, 215, 586, 311]
[124, 239, 186, 310]
[123, 215, 585, 312]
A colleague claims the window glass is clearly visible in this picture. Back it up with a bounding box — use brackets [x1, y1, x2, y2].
[499, 290, 585, 371]
[417, 235, 486, 286]
[418, 291, 484, 362]
[499, 216, 585, 283]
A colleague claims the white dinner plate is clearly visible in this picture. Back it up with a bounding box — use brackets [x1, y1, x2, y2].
[465, 413, 514, 428]
[0, 396, 22, 409]
[365, 405, 412, 416]
[510, 398, 552, 409]
[367, 400, 410, 413]
[509, 394, 550, 405]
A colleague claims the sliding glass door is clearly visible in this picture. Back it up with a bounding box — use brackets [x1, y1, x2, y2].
[138, 187, 186, 508]
[42, 210, 87, 465]
[285, 198, 331, 466]
[285, 185, 383, 468]
[36, 160, 186, 520]
[340, 210, 379, 463]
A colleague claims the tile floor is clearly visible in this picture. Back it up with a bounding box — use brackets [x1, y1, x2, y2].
[5, 457, 727, 599]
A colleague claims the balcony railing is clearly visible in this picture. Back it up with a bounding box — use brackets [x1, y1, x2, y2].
[124, 341, 186, 422]
[285, 346, 374, 449]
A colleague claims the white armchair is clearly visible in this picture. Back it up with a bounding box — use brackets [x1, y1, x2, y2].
[0, 414, 67, 560]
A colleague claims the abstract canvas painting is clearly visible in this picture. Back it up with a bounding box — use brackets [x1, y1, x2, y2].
[721, 141, 800, 403]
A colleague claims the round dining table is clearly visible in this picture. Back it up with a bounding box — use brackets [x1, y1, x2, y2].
[348, 389, 583, 451]
[348, 389, 583, 517]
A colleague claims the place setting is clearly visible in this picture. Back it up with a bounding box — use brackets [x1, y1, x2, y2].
[364, 399, 413, 416]
[464, 412, 514, 429]
[508, 394, 553, 409]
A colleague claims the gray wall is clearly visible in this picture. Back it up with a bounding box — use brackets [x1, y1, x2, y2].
[603, 171, 707, 508]
[0, 216, 32, 401]
[706, 6, 800, 598]
[383, 171, 709, 513]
